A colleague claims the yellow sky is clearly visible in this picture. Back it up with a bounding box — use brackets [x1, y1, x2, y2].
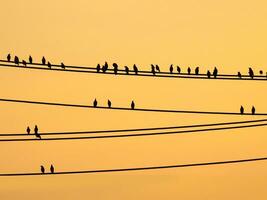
[1, 0, 267, 199]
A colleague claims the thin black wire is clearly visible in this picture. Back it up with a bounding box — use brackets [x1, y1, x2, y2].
[1, 122, 267, 142]
[0, 156, 266, 176]
[0, 61, 266, 81]
[0, 98, 265, 116]
[1, 118, 267, 137]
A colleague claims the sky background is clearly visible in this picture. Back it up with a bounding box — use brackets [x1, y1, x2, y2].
[1, 0, 267, 199]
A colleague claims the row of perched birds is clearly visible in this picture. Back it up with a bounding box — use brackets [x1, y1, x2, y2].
[40, 164, 55, 174]
[5, 54, 264, 79]
[93, 99, 135, 109]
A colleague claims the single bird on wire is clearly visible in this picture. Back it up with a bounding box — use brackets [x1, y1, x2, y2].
[155, 65, 160, 72]
[133, 64, 138, 75]
[34, 125, 41, 139]
[47, 61, 52, 69]
[213, 67, 218, 78]
[40, 165, 45, 174]
[131, 101, 135, 109]
[240, 106, 244, 114]
[42, 56, 46, 65]
[22, 60, 27, 67]
[14, 56, 19, 65]
[249, 67, 254, 79]
[29, 55, 33, 64]
[108, 100, 112, 108]
[177, 66, 181, 74]
[27, 126, 31, 134]
[207, 70, 211, 78]
[7, 54, 11, 62]
[237, 72, 242, 79]
[93, 99, 98, 107]
[61, 62, 65, 69]
[187, 67, 191, 75]
[96, 64, 101, 72]
[151, 64, 156, 75]
[252, 106, 256, 115]
[50, 165, 54, 174]
[195, 67, 199, 75]
[125, 66, 129, 74]
[169, 64, 173, 74]
[112, 63, 118, 74]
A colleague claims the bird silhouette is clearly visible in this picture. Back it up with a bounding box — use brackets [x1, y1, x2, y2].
[252, 106, 256, 115]
[240, 106, 244, 114]
[131, 101, 135, 109]
[7, 54, 11, 62]
[42, 56, 46, 65]
[47, 62, 52, 69]
[96, 64, 101, 72]
[125, 66, 129, 74]
[50, 165, 54, 174]
[22, 60, 27, 67]
[195, 67, 199, 75]
[259, 70, 263, 75]
[133, 64, 138, 75]
[155, 65, 160, 72]
[108, 100, 112, 108]
[29, 55, 33, 64]
[213, 67, 218, 78]
[112, 63, 118, 74]
[14, 56, 19, 65]
[34, 125, 38, 135]
[249, 67, 254, 79]
[207, 70, 211, 78]
[102, 62, 108, 72]
[177, 66, 181, 74]
[187, 67, 191, 75]
[41, 165, 45, 174]
[169, 65, 173, 74]
[93, 99, 97, 107]
[61, 62, 65, 69]
[27, 126, 31, 134]
[237, 72, 242, 79]
[151, 64, 156, 75]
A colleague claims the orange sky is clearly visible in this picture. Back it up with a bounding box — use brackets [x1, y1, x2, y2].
[1, 0, 267, 199]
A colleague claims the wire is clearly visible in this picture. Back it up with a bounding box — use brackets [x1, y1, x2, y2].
[1, 118, 267, 136]
[0, 98, 265, 116]
[1, 122, 267, 142]
[0, 61, 266, 81]
[0, 156, 266, 176]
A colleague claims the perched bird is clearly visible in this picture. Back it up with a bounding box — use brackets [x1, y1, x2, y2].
[14, 56, 19, 65]
[96, 64, 101, 72]
[213, 67, 218, 78]
[50, 165, 54, 174]
[187, 67, 191, 75]
[102, 62, 108, 72]
[169, 64, 173, 74]
[133, 64, 138, 75]
[41, 165, 45, 174]
[42, 56, 46, 65]
[7, 54, 11, 62]
[108, 100, 112, 108]
[131, 101, 135, 109]
[22, 60, 27, 67]
[207, 70, 211, 78]
[47, 61, 52, 69]
[61, 62, 65, 69]
[195, 67, 199, 75]
[259, 70, 263, 75]
[112, 63, 118, 74]
[177, 66, 181, 74]
[26, 126, 31, 134]
[237, 72, 242, 79]
[34, 125, 39, 135]
[248, 67, 254, 79]
[252, 106, 255, 115]
[240, 106, 244, 114]
[29, 55, 33, 64]
[125, 66, 129, 74]
[151, 64, 156, 75]
[93, 99, 97, 107]
[155, 65, 160, 72]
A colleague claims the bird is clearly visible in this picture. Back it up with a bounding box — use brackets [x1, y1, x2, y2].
[237, 72, 242, 79]
[169, 64, 173, 74]
[177, 66, 181, 74]
[50, 165, 54, 174]
[35, 133, 41, 139]
[40, 165, 45, 174]
[22, 60, 27, 67]
[133, 64, 138, 75]
[240, 106, 244, 114]
[195, 67, 199, 75]
[207, 70, 211, 78]
[29, 55, 33, 64]
[42, 56, 46, 65]
[26, 126, 31, 134]
[112, 63, 118, 74]
[61, 62, 65, 69]
[131, 101, 135, 109]
[213, 67, 218, 78]
[151, 64, 156, 75]
[125, 66, 129, 74]
[248, 67, 254, 79]
[155, 65, 160, 72]
[108, 100, 112, 108]
[14, 56, 19, 65]
[96, 64, 101, 72]
[7, 54, 11, 62]
[47, 62, 52, 69]
[93, 99, 97, 107]
[187, 67, 191, 75]
[259, 70, 263, 75]
[34, 125, 38, 135]
[102, 62, 108, 72]
[252, 106, 256, 115]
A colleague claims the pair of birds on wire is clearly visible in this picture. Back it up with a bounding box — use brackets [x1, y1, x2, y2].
[40, 165, 55, 174]
[240, 106, 256, 114]
[93, 99, 135, 109]
[26, 125, 41, 139]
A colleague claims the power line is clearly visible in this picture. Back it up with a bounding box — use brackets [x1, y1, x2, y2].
[1, 118, 267, 137]
[0, 61, 266, 81]
[0, 98, 265, 116]
[1, 156, 266, 176]
[1, 122, 267, 142]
